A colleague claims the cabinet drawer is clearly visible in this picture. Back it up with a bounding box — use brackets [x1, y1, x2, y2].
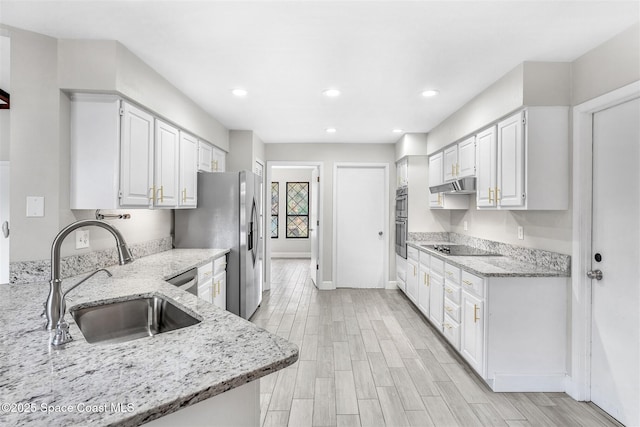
[408, 246, 420, 262]
[461, 271, 484, 298]
[198, 261, 213, 282]
[444, 298, 460, 322]
[213, 256, 227, 274]
[419, 251, 430, 269]
[444, 282, 461, 304]
[443, 314, 461, 350]
[430, 257, 444, 274]
[444, 263, 461, 284]
[198, 279, 213, 304]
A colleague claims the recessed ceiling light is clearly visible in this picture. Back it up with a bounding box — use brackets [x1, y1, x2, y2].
[392, 129, 404, 133]
[421, 89, 439, 97]
[325, 128, 337, 134]
[322, 88, 341, 97]
[231, 88, 248, 97]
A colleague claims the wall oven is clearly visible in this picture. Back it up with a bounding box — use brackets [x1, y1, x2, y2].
[395, 186, 408, 258]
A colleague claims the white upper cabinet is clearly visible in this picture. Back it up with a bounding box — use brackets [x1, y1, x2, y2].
[457, 136, 476, 178]
[428, 152, 444, 208]
[70, 94, 208, 209]
[211, 146, 226, 172]
[443, 146, 458, 182]
[496, 112, 525, 208]
[198, 140, 213, 172]
[154, 119, 180, 208]
[120, 101, 156, 208]
[475, 126, 497, 208]
[396, 157, 408, 188]
[179, 132, 198, 208]
[476, 107, 569, 210]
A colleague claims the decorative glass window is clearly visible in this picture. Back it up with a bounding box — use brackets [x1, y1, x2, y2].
[271, 182, 279, 238]
[286, 182, 309, 238]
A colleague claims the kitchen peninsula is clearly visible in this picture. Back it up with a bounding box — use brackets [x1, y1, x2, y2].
[0, 249, 299, 426]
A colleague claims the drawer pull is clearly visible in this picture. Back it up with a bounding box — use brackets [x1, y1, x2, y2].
[445, 288, 453, 294]
[463, 280, 473, 286]
[445, 306, 453, 312]
[445, 323, 452, 329]
[446, 271, 453, 276]
[474, 304, 480, 323]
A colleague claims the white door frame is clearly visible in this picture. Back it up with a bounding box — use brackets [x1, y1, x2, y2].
[569, 80, 640, 400]
[265, 160, 324, 291]
[332, 162, 389, 290]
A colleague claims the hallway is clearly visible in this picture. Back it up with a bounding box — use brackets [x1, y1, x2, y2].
[251, 259, 618, 427]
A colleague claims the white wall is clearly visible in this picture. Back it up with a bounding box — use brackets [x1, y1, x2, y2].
[0, 35, 9, 161]
[227, 130, 266, 173]
[572, 23, 640, 105]
[265, 143, 396, 283]
[270, 168, 312, 256]
[2, 25, 215, 262]
[58, 39, 229, 151]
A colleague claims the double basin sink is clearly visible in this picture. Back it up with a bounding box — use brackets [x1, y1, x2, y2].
[70, 295, 201, 345]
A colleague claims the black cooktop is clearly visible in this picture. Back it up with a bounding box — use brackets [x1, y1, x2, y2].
[421, 244, 500, 256]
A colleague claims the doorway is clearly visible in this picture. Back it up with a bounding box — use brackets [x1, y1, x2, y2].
[333, 163, 388, 288]
[0, 161, 9, 284]
[572, 81, 640, 426]
[265, 161, 323, 292]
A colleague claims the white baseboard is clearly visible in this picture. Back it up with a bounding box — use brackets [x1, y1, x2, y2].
[490, 373, 566, 392]
[386, 280, 399, 290]
[563, 375, 587, 401]
[318, 281, 334, 290]
[271, 252, 311, 259]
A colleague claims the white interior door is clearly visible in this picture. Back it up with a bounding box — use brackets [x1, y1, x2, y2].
[590, 97, 640, 426]
[335, 164, 386, 288]
[0, 161, 9, 284]
[254, 160, 264, 292]
[310, 168, 319, 286]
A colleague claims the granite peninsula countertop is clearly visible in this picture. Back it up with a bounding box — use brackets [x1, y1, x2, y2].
[0, 249, 299, 426]
[407, 241, 570, 278]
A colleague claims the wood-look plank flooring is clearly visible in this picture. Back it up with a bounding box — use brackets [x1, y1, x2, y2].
[252, 259, 620, 427]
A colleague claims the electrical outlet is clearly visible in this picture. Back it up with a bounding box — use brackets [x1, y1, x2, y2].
[463, 221, 468, 231]
[26, 196, 45, 217]
[76, 229, 90, 249]
[517, 226, 524, 240]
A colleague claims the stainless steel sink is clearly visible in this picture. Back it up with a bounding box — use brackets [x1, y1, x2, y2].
[70, 295, 201, 344]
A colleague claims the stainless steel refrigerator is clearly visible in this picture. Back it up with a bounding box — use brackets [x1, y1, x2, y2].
[174, 171, 262, 319]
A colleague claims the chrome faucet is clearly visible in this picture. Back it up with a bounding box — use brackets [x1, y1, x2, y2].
[44, 220, 134, 330]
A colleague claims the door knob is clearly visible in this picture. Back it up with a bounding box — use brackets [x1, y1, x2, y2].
[587, 270, 603, 280]
[1, 221, 8, 238]
[378, 231, 383, 236]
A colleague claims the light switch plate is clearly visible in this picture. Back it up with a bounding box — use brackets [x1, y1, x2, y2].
[517, 226, 524, 240]
[76, 229, 90, 249]
[26, 196, 45, 217]
[463, 221, 468, 231]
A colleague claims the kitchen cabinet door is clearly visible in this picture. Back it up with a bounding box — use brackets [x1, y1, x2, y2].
[179, 132, 198, 208]
[418, 265, 430, 316]
[457, 136, 476, 178]
[429, 271, 444, 331]
[212, 146, 226, 172]
[120, 101, 155, 207]
[213, 270, 227, 310]
[428, 152, 443, 208]
[497, 112, 525, 208]
[475, 126, 497, 208]
[154, 119, 180, 208]
[198, 140, 213, 172]
[406, 258, 418, 304]
[461, 290, 485, 376]
[443, 145, 458, 182]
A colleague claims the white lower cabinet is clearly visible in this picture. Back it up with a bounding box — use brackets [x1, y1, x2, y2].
[401, 245, 568, 392]
[197, 261, 214, 304]
[212, 256, 227, 310]
[396, 255, 407, 294]
[461, 290, 485, 375]
[406, 247, 419, 303]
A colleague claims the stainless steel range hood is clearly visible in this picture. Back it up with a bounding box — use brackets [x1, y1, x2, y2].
[429, 177, 476, 194]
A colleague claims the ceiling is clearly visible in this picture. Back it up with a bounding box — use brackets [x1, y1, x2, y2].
[1, 1, 638, 144]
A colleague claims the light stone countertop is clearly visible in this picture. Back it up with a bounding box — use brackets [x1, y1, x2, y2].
[0, 249, 299, 426]
[407, 241, 570, 277]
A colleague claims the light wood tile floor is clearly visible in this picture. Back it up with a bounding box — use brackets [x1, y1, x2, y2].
[252, 259, 620, 427]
